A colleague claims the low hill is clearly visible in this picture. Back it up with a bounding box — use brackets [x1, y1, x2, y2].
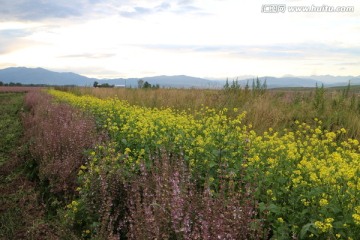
[0, 67, 358, 89]
[0, 67, 96, 86]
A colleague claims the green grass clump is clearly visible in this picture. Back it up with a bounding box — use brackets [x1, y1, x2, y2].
[0, 93, 24, 166]
[0, 92, 25, 238]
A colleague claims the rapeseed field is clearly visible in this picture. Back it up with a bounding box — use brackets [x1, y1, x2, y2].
[49, 89, 360, 239]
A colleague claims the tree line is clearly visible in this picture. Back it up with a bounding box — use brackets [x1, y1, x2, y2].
[0, 81, 50, 87]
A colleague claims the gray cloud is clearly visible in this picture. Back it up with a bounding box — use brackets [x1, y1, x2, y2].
[0, 0, 132, 21]
[119, 0, 203, 18]
[0, 0, 84, 21]
[134, 43, 360, 59]
[0, 0, 204, 21]
[0, 29, 32, 38]
[120, 6, 153, 18]
[172, 0, 203, 14]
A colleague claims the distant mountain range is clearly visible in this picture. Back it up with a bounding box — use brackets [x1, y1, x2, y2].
[0, 67, 97, 86]
[0, 67, 359, 89]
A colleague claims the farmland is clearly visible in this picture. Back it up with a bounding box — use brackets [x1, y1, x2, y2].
[1, 86, 360, 239]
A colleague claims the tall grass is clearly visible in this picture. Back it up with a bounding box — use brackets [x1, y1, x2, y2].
[58, 86, 360, 138]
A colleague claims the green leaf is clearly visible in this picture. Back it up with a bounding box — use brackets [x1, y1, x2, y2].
[258, 202, 266, 212]
[258, 202, 280, 214]
[300, 223, 314, 239]
[209, 160, 217, 168]
[268, 203, 280, 214]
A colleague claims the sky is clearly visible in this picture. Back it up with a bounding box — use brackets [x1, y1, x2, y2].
[0, 0, 359, 79]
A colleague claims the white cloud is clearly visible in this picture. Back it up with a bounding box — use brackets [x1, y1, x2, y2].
[0, 0, 359, 78]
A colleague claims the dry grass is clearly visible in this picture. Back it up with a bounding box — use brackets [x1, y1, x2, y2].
[57, 86, 360, 138]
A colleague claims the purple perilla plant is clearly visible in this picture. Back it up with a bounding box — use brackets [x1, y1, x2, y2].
[125, 152, 266, 239]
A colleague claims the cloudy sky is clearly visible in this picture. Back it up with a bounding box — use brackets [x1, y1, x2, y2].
[0, 0, 359, 79]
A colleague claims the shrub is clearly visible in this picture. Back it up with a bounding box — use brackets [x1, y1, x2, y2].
[70, 144, 265, 239]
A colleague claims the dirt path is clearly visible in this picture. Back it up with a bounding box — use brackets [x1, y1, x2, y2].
[0, 92, 59, 239]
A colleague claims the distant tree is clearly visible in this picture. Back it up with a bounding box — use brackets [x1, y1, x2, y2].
[100, 83, 114, 88]
[224, 78, 230, 89]
[143, 81, 152, 89]
[245, 80, 250, 92]
[138, 79, 144, 88]
[342, 80, 351, 98]
[261, 78, 267, 94]
[250, 77, 266, 95]
[93, 81, 114, 88]
[0, 81, 3, 86]
[230, 78, 240, 89]
[262, 78, 267, 89]
[256, 77, 261, 90]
